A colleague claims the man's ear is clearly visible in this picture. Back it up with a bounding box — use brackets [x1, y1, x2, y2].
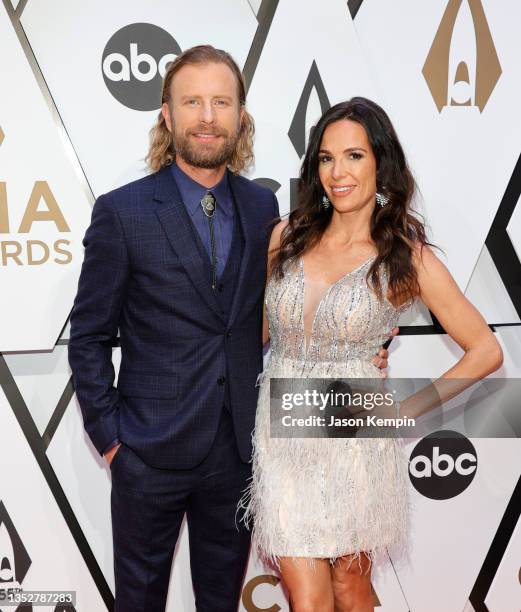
[162, 103, 173, 132]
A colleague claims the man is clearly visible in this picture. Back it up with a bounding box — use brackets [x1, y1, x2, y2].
[69, 45, 391, 611]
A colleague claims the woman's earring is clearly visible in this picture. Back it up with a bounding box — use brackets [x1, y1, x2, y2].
[322, 194, 331, 210]
[376, 192, 389, 207]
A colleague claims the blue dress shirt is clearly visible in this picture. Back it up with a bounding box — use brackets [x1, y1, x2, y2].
[171, 160, 234, 279]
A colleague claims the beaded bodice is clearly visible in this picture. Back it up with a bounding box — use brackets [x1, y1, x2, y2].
[265, 256, 411, 376]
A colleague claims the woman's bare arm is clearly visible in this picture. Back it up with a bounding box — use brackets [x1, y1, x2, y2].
[262, 220, 288, 346]
[401, 246, 503, 418]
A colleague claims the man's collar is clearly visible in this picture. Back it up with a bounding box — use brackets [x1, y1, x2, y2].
[171, 160, 232, 217]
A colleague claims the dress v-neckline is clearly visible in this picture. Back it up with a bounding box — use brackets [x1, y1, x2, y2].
[300, 255, 376, 288]
[299, 255, 375, 357]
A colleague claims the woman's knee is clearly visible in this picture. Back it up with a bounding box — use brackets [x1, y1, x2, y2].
[290, 594, 334, 612]
[331, 554, 373, 609]
[280, 556, 334, 611]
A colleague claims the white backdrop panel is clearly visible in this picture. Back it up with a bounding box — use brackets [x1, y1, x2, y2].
[21, 0, 258, 196]
[0, 4, 92, 351]
[465, 246, 520, 325]
[395, 438, 520, 612]
[507, 191, 521, 262]
[485, 517, 521, 612]
[0, 387, 107, 610]
[354, 0, 521, 290]
[4, 347, 71, 436]
[245, 0, 379, 213]
[47, 393, 114, 595]
[0, 1, 519, 610]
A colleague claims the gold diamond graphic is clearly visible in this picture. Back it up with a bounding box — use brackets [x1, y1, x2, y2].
[0, 126, 4, 146]
[423, 0, 501, 112]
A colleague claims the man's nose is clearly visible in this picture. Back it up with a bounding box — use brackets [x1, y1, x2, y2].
[199, 101, 216, 124]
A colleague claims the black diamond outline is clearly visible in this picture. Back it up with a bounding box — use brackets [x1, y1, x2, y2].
[485, 152, 521, 319]
[348, 0, 365, 18]
[243, 0, 279, 94]
[288, 60, 331, 158]
[14, 0, 28, 19]
[0, 355, 114, 609]
[0, 500, 31, 585]
[469, 475, 521, 611]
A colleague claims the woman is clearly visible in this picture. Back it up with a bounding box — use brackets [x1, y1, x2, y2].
[239, 97, 503, 612]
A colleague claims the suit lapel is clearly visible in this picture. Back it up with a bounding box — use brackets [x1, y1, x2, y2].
[227, 173, 254, 328]
[153, 166, 224, 321]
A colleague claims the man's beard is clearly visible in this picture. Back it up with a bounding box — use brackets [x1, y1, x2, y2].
[172, 122, 240, 169]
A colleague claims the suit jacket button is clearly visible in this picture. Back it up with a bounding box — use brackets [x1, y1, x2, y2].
[218, 284, 224, 293]
[217, 376, 226, 385]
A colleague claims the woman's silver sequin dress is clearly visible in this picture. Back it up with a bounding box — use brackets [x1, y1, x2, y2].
[240, 256, 413, 565]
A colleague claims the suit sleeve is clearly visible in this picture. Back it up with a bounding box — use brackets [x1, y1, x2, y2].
[272, 191, 280, 220]
[68, 192, 130, 456]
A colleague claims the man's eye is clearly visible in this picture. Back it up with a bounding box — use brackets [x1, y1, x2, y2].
[186, 99, 198, 106]
[215, 99, 228, 106]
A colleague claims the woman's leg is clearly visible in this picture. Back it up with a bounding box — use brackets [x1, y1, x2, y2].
[331, 552, 374, 612]
[279, 557, 335, 612]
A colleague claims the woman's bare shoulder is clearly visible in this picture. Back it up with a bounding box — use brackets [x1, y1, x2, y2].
[269, 218, 290, 250]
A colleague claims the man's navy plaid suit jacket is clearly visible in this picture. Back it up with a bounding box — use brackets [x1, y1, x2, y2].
[69, 165, 279, 469]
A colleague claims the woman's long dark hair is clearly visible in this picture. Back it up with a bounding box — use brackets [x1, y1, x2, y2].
[271, 97, 432, 302]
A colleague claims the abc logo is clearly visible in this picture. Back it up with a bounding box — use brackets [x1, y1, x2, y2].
[102, 23, 181, 111]
[409, 430, 477, 500]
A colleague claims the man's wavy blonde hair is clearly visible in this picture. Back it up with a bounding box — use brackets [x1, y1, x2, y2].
[146, 45, 255, 174]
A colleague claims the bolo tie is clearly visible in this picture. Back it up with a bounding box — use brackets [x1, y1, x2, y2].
[200, 191, 218, 290]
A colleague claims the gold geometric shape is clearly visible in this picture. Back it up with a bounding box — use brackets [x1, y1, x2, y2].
[455, 61, 470, 84]
[0, 126, 4, 146]
[423, 0, 502, 113]
[241, 574, 281, 611]
[451, 60, 472, 106]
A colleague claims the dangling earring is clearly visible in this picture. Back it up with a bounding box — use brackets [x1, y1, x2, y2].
[322, 194, 331, 210]
[376, 191, 389, 207]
